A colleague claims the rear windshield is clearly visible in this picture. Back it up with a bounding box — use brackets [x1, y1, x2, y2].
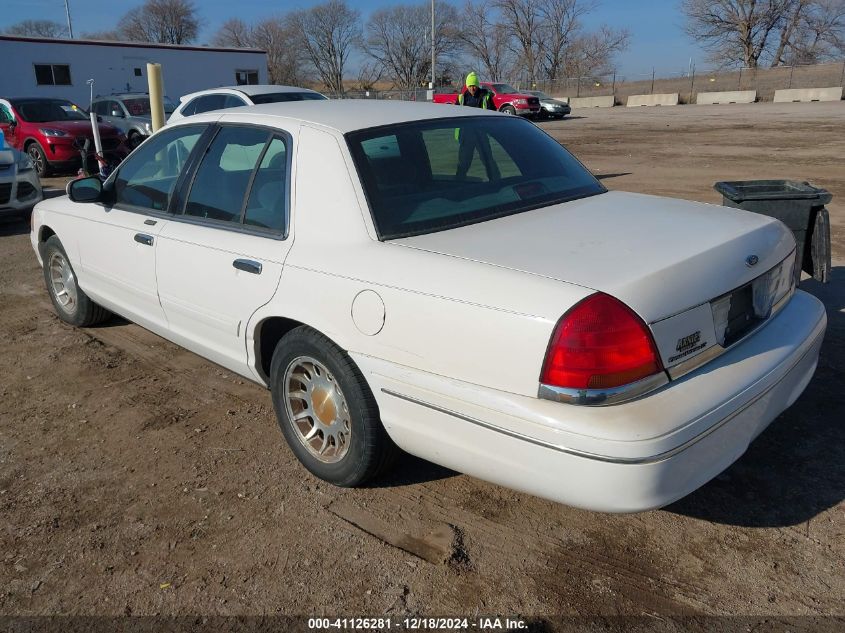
[346, 116, 605, 240]
[249, 92, 327, 104]
[491, 83, 518, 94]
[12, 99, 88, 122]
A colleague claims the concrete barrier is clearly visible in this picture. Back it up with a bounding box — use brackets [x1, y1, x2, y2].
[565, 96, 615, 108]
[773, 87, 843, 102]
[696, 90, 757, 105]
[626, 93, 679, 107]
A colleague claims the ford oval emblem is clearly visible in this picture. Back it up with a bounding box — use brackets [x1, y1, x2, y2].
[745, 255, 759, 267]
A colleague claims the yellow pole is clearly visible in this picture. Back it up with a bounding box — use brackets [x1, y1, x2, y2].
[147, 63, 165, 132]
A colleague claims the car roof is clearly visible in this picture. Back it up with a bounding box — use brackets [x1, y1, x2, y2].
[211, 99, 501, 134]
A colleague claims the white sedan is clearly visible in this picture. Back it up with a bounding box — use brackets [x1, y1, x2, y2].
[29, 101, 826, 512]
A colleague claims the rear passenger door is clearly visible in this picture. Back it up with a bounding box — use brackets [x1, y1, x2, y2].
[155, 123, 295, 377]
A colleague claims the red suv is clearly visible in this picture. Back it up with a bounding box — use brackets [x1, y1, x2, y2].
[0, 97, 128, 177]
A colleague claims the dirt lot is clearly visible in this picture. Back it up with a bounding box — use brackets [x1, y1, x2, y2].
[1, 102, 843, 627]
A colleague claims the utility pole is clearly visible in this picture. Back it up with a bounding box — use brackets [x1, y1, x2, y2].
[64, 0, 74, 38]
[430, 0, 435, 89]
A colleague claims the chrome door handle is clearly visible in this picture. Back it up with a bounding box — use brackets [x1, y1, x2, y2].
[134, 233, 154, 246]
[233, 259, 262, 275]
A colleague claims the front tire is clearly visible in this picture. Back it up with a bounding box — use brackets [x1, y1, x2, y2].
[27, 143, 50, 178]
[501, 105, 517, 115]
[42, 236, 111, 327]
[269, 326, 397, 487]
[127, 130, 143, 150]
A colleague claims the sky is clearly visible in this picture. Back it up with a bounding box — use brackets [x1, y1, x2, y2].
[0, 0, 707, 78]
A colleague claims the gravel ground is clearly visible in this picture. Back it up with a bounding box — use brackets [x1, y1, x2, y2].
[0, 101, 843, 629]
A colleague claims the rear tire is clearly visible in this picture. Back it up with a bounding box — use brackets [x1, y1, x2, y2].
[269, 326, 398, 487]
[42, 235, 111, 327]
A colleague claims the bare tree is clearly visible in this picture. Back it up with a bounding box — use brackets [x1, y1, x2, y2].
[291, 0, 361, 95]
[458, 1, 514, 80]
[118, 0, 200, 44]
[80, 30, 121, 40]
[538, 0, 592, 80]
[4, 19, 68, 38]
[365, 1, 460, 90]
[355, 62, 383, 92]
[251, 17, 309, 85]
[212, 18, 252, 48]
[682, 0, 791, 68]
[787, 0, 845, 62]
[564, 25, 630, 77]
[494, 0, 544, 83]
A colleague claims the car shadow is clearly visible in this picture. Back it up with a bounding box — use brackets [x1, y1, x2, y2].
[0, 214, 31, 237]
[372, 451, 457, 488]
[666, 266, 844, 527]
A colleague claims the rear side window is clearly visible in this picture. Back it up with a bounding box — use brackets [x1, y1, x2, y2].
[193, 94, 227, 115]
[347, 116, 605, 239]
[114, 125, 205, 212]
[183, 126, 290, 234]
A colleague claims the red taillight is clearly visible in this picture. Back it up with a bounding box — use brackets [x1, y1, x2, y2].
[541, 293, 664, 390]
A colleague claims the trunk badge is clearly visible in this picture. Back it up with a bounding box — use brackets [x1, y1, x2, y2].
[745, 255, 759, 267]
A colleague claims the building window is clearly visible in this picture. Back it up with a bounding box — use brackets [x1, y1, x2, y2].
[34, 64, 72, 86]
[134, 67, 143, 77]
[235, 70, 259, 86]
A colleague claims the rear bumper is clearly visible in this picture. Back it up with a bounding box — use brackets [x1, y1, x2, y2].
[356, 289, 826, 512]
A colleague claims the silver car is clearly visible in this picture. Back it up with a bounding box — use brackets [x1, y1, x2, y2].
[91, 93, 177, 148]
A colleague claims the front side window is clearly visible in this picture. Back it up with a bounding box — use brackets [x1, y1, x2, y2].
[183, 126, 289, 233]
[347, 116, 605, 239]
[114, 125, 205, 212]
[193, 94, 227, 115]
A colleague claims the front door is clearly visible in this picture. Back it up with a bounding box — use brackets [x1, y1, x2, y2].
[78, 123, 208, 329]
[155, 124, 294, 376]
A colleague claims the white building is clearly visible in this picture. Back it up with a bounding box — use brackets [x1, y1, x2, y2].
[0, 35, 269, 106]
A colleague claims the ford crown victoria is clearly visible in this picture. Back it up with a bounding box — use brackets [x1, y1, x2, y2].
[29, 101, 826, 512]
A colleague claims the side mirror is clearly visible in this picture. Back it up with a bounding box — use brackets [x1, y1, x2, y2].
[67, 176, 103, 203]
[110, 110, 124, 118]
[9, 120, 16, 130]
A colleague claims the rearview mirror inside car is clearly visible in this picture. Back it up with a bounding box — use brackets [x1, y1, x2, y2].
[67, 176, 103, 203]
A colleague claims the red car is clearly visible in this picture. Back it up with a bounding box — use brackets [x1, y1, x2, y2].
[0, 97, 128, 177]
[433, 82, 541, 117]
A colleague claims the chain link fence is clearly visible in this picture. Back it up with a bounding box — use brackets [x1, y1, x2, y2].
[326, 61, 845, 104]
[511, 60, 845, 104]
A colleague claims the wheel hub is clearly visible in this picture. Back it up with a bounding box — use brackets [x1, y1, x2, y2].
[283, 356, 351, 464]
[48, 252, 78, 313]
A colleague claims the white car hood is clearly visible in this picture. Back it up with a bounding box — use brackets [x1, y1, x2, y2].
[392, 190, 795, 323]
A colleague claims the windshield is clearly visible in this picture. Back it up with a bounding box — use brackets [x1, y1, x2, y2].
[347, 117, 605, 240]
[122, 97, 177, 116]
[532, 91, 550, 99]
[491, 83, 518, 94]
[249, 92, 327, 104]
[13, 99, 89, 123]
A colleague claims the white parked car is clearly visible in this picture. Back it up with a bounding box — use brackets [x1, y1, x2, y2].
[167, 85, 327, 124]
[29, 101, 826, 512]
[0, 145, 42, 220]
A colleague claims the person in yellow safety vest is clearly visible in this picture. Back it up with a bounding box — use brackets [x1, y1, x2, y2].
[453, 72, 494, 179]
[455, 72, 494, 109]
